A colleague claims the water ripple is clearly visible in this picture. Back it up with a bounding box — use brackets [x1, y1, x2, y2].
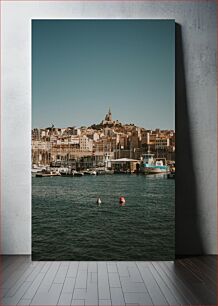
[32, 174, 175, 260]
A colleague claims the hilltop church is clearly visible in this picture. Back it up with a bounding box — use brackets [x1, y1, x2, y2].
[101, 108, 120, 126]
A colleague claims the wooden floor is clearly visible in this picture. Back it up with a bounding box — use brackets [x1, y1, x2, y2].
[0, 256, 217, 305]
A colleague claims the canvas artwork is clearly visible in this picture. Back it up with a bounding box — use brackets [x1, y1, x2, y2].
[32, 20, 175, 260]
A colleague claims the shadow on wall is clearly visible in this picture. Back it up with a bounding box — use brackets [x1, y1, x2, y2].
[175, 24, 205, 256]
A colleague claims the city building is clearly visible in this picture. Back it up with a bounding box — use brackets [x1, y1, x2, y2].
[32, 108, 175, 167]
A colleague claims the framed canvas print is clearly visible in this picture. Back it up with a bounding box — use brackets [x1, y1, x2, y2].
[32, 19, 175, 260]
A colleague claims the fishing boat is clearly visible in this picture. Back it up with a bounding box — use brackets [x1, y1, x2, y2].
[142, 154, 169, 174]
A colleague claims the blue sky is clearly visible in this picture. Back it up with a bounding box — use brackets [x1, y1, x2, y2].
[32, 20, 175, 129]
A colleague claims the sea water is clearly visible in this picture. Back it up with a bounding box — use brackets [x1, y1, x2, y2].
[32, 174, 175, 260]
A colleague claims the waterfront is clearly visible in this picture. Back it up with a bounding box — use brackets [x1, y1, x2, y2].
[32, 174, 175, 260]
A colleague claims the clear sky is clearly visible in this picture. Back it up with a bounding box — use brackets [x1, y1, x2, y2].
[32, 20, 175, 130]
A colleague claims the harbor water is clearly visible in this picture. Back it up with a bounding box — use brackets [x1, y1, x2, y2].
[32, 174, 175, 260]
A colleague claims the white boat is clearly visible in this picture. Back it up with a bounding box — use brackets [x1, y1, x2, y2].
[60, 170, 84, 177]
[84, 170, 97, 175]
[36, 169, 61, 177]
[31, 165, 46, 173]
[142, 154, 169, 174]
[73, 171, 84, 177]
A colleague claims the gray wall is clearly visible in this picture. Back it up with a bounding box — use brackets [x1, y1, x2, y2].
[1, 1, 217, 255]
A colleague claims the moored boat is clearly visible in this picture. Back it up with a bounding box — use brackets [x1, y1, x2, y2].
[142, 154, 169, 174]
[36, 169, 61, 177]
[60, 170, 84, 177]
[84, 170, 97, 175]
[73, 171, 84, 177]
[96, 169, 114, 175]
[31, 165, 46, 174]
[145, 166, 169, 174]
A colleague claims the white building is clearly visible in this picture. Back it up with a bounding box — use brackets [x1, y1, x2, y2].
[79, 135, 93, 151]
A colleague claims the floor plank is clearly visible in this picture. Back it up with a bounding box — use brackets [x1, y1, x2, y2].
[136, 262, 168, 305]
[151, 261, 192, 304]
[30, 283, 63, 305]
[171, 259, 217, 304]
[180, 256, 217, 288]
[147, 262, 180, 305]
[0, 256, 216, 306]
